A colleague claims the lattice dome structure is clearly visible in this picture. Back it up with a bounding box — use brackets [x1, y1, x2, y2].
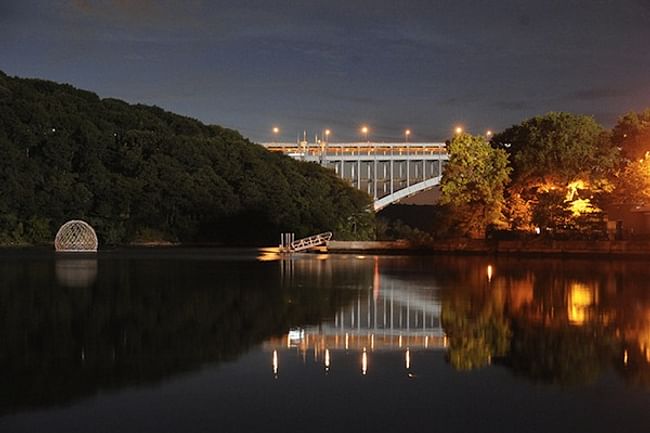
[54, 220, 98, 252]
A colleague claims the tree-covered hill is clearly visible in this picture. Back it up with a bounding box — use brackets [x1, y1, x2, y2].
[0, 71, 372, 245]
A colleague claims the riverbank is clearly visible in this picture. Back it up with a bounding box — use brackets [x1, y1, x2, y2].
[326, 239, 650, 257]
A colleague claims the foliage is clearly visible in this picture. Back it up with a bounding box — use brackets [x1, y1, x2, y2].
[608, 143, 650, 208]
[611, 109, 650, 161]
[375, 218, 433, 244]
[0, 71, 372, 245]
[492, 112, 616, 186]
[442, 292, 511, 371]
[492, 113, 617, 233]
[439, 133, 511, 238]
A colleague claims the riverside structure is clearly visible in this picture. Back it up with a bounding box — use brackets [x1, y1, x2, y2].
[262, 140, 449, 211]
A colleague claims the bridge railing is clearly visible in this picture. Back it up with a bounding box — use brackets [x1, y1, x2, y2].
[287, 231, 333, 253]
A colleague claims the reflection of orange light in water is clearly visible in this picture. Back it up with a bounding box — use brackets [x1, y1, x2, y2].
[405, 348, 411, 369]
[487, 265, 493, 282]
[509, 277, 534, 311]
[257, 252, 281, 261]
[568, 282, 595, 325]
[636, 320, 650, 363]
[345, 333, 349, 350]
[361, 347, 368, 375]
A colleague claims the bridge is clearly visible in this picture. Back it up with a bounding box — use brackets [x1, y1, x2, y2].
[262, 141, 449, 211]
[263, 255, 447, 376]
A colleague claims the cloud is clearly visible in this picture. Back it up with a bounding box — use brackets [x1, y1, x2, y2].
[492, 100, 532, 111]
[566, 87, 632, 101]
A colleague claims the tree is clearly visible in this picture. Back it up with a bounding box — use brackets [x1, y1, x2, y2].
[439, 133, 511, 238]
[612, 109, 650, 161]
[0, 71, 374, 245]
[492, 112, 618, 232]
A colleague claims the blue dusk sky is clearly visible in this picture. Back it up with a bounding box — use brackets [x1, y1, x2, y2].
[1, 0, 649, 142]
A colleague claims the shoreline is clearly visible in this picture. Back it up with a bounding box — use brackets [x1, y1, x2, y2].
[325, 239, 650, 258]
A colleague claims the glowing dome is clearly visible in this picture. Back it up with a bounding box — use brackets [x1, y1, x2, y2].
[54, 220, 98, 252]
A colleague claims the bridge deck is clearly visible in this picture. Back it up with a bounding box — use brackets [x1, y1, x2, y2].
[262, 142, 449, 209]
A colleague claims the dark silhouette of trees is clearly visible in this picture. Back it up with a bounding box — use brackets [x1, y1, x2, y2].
[0, 71, 372, 245]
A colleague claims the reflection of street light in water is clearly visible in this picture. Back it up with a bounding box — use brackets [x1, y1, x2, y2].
[487, 265, 493, 282]
[272, 350, 279, 378]
[324, 348, 330, 373]
[405, 348, 415, 378]
[361, 347, 368, 375]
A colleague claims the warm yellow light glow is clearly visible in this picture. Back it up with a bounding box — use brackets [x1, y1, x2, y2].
[624, 349, 629, 366]
[487, 265, 493, 282]
[563, 179, 599, 216]
[371, 334, 375, 350]
[325, 348, 330, 370]
[325, 129, 331, 136]
[405, 348, 411, 369]
[361, 347, 368, 375]
[345, 332, 349, 350]
[454, 126, 463, 134]
[405, 129, 411, 136]
[272, 127, 280, 134]
[398, 335, 403, 347]
[361, 126, 369, 134]
[568, 282, 595, 325]
[486, 130, 493, 137]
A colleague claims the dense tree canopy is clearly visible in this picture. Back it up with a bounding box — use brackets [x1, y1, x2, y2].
[492, 112, 616, 187]
[491, 113, 617, 233]
[611, 109, 650, 161]
[0, 71, 372, 245]
[439, 133, 510, 238]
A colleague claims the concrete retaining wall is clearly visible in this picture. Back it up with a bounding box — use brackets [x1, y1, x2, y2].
[326, 239, 650, 256]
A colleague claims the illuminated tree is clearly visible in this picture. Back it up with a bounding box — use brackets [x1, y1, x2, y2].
[492, 112, 617, 232]
[440, 133, 511, 238]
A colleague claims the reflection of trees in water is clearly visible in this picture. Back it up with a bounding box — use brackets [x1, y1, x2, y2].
[0, 254, 372, 414]
[434, 256, 650, 387]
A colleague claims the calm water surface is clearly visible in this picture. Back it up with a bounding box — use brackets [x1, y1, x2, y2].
[1, 248, 650, 433]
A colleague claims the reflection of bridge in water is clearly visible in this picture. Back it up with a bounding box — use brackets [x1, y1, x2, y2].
[265, 256, 447, 375]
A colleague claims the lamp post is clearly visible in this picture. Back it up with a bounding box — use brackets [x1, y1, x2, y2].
[361, 126, 369, 142]
[404, 129, 411, 142]
[272, 126, 280, 143]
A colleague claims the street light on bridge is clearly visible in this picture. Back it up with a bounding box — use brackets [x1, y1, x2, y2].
[454, 126, 463, 135]
[486, 130, 493, 138]
[405, 129, 411, 142]
[272, 126, 280, 142]
[324, 129, 331, 143]
[361, 126, 369, 142]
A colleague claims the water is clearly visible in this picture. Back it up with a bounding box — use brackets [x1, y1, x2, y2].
[1, 249, 650, 433]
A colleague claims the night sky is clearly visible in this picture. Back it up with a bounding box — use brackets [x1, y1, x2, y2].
[1, 0, 649, 142]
